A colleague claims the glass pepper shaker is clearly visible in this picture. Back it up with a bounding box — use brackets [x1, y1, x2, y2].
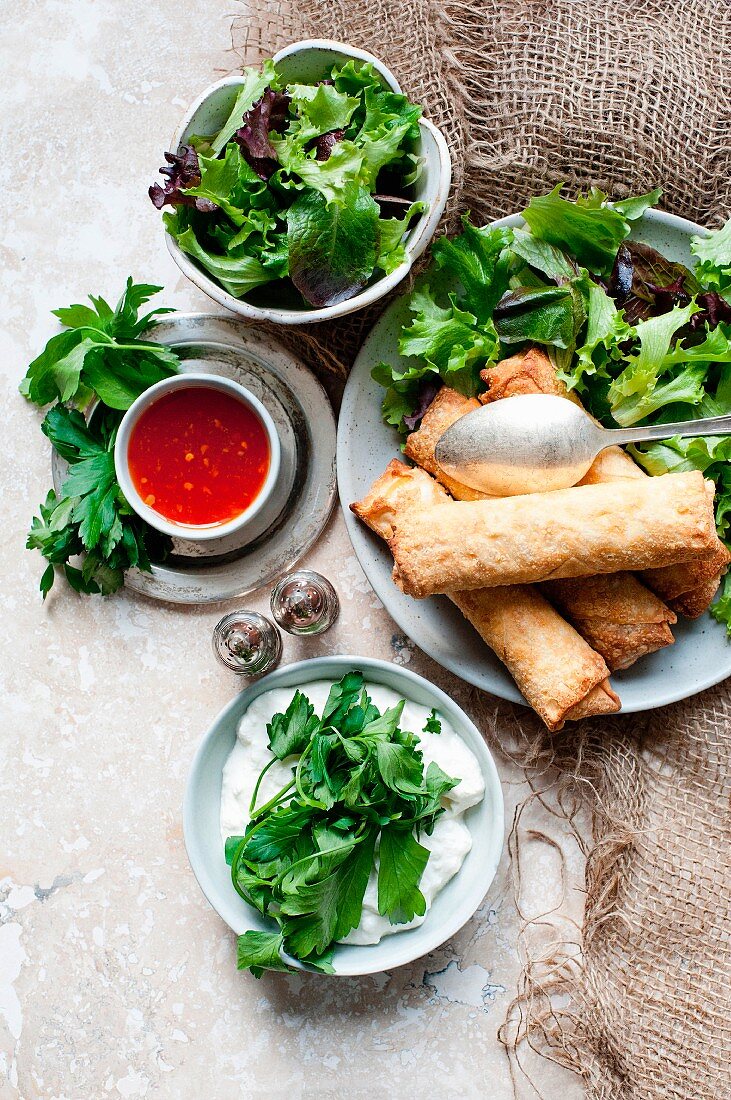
[270, 571, 339, 636]
[212, 611, 282, 675]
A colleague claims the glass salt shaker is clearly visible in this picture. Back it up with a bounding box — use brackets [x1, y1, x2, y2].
[212, 611, 282, 675]
[270, 571, 339, 636]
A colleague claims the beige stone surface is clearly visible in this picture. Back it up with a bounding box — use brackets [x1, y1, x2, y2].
[1, 4, 585, 1097]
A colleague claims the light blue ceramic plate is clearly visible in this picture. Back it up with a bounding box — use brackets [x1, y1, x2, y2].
[338, 210, 731, 713]
[183, 656, 504, 976]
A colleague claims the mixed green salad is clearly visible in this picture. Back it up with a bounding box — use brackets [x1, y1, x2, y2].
[228, 672, 456, 976]
[374, 185, 731, 630]
[150, 58, 425, 309]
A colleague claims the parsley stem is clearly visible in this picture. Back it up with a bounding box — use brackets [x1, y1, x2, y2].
[249, 757, 280, 816]
[271, 831, 367, 891]
[251, 777, 296, 820]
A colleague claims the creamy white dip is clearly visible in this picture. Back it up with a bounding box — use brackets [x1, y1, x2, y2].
[220, 680, 485, 945]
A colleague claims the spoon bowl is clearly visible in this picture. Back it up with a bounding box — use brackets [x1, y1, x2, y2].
[435, 395, 600, 496]
[435, 393, 731, 497]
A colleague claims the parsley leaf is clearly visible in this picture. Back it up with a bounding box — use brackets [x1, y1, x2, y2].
[236, 931, 292, 978]
[267, 690, 319, 760]
[20, 278, 178, 410]
[377, 826, 429, 924]
[27, 404, 171, 598]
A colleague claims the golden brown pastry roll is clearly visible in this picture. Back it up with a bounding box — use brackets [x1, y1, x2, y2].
[389, 472, 719, 599]
[541, 574, 676, 671]
[482, 349, 731, 615]
[407, 382, 676, 669]
[351, 460, 620, 731]
[404, 388, 489, 501]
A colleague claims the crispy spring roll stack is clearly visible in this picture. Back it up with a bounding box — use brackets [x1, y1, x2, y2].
[389, 472, 719, 598]
[481, 349, 731, 617]
[406, 383, 677, 669]
[351, 460, 620, 730]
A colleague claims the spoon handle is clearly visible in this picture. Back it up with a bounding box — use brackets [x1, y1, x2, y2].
[608, 412, 731, 446]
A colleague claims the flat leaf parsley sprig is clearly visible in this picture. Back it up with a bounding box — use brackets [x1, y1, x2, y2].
[21, 279, 180, 597]
[228, 672, 457, 977]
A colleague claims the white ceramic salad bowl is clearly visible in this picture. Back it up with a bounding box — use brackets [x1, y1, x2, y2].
[164, 39, 452, 325]
[183, 655, 504, 977]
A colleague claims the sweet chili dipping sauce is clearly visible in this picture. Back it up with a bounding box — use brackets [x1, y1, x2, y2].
[128, 387, 270, 526]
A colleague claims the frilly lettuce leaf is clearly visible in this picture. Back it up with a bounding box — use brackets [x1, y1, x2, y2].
[522, 184, 634, 275]
[271, 137, 364, 204]
[562, 282, 633, 391]
[398, 286, 500, 395]
[605, 302, 699, 424]
[182, 144, 266, 226]
[286, 83, 360, 142]
[691, 218, 731, 300]
[431, 220, 513, 322]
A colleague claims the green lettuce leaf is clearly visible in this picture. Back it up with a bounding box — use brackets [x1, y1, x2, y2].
[611, 187, 663, 221]
[398, 286, 499, 395]
[182, 144, 266, 226]
[376, 202, 424, 274]
[691, 218, 731, 298]
[166, 220, 285, 298]
[212, 61, 280, 155]
[271, 136, 364, 204]
[562, 282, 633, 391]
[431, 220, 513, 323]
[287, 82, 359, 141]
[287, 184, 379, 307]
[605, 302, 700, 425]
[521, 184, 632, 274]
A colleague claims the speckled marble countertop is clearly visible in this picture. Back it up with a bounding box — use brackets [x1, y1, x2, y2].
[1, 5, 585, 1097]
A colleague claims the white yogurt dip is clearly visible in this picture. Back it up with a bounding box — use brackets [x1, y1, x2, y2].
[220, 680, 485, 945]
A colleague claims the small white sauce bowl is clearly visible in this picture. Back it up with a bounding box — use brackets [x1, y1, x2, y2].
[163, 39, 452, 325]
[183, 655, 504, 977]
[114, 373, 281, 541]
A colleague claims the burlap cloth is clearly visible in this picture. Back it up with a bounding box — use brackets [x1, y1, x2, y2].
[231, 5, 731, 1097]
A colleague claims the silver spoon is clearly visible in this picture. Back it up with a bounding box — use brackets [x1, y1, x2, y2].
[434, 393, 731, 496]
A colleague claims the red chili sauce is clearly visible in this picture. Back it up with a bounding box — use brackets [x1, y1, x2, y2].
[128, 387, 270, 526]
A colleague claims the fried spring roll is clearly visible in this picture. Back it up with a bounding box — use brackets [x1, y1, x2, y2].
[389, 472, 719, 599]
[541, 574, 675, 671]
[482, 349, 731, 615]
[351, 460, 620, 730]
[404, 388, 489, 501]
[409, 383, 677, 668]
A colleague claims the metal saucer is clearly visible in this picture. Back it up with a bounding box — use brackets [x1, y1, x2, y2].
[51, 314, 336, 605]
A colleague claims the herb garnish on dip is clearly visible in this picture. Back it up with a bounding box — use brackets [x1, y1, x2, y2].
[220, 671, 485, 976]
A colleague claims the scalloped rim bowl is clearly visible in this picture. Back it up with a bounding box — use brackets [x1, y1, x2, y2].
[164, 38, 452, 325]
[183, 656, 504, 977]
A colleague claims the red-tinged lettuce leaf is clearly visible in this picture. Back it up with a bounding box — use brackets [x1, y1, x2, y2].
[402, 374, 441, 431]
[234, 89, 291, 179]
[313, 129, 344, 161]
[148, 147, 217, 213]
[607, 241, 731, 331]
[287, 185, 379, 307]
[606, 241, 701, 324]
